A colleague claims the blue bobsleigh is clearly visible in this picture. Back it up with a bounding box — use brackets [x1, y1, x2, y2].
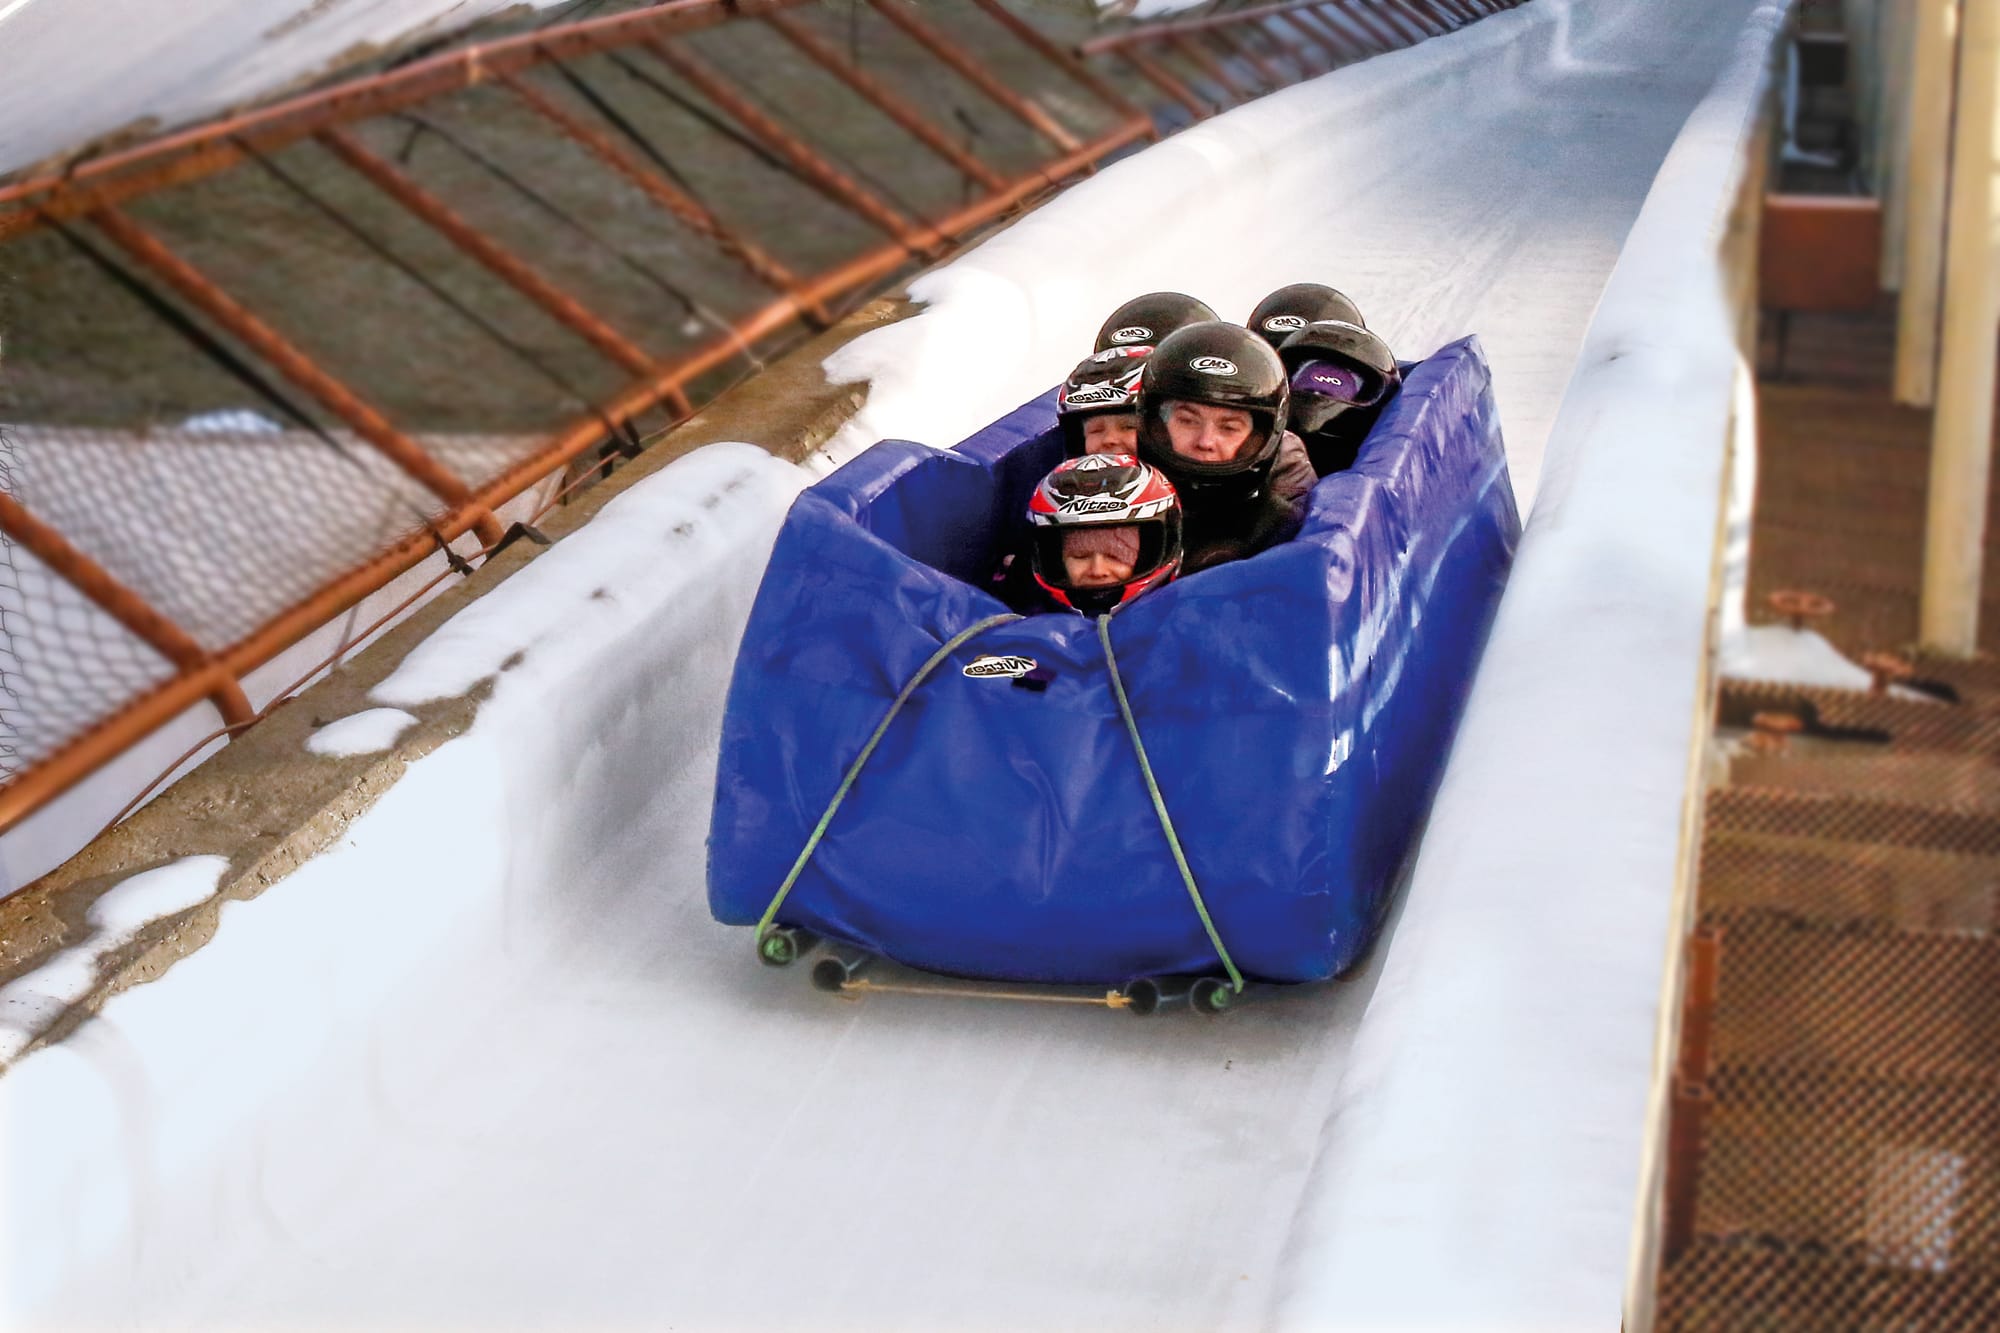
[707, 335, 1519, 993]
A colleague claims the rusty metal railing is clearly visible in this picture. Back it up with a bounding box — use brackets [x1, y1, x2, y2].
[0, 0, 1519, 847]
[1079, 0, 1527, 119]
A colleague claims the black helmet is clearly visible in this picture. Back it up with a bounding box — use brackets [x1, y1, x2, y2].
[1135, 321, 1290, 496]
[1276, 320, 1400, 436]
[1094, 291, 1218, 353]
[1056, 346, 1150, 457]
[1248, 282, 1366, 351]
[1026, 454, 1183, 615]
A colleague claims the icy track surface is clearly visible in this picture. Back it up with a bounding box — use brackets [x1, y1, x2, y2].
[4, 3, 1762, 1328]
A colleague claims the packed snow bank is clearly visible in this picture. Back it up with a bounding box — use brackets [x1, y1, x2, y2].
[0, 0, 565, 179]
[1268, 4, 1788, 1329]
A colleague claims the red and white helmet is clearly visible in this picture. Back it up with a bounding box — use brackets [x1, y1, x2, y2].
[1026, 454, 1183, 615]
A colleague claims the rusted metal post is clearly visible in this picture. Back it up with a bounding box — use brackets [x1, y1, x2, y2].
[88, 207, 507, 546]
[1328, 0, 1403, 51]
[0, 492, 255, 727]
[759, 11, 1010, 191]
[315, 127, 681, 408]
[1122, 47, 1214, 120]
[642, 39, 938, 254]
[1290, 7, 1365, 62]
[1232, 15, 1319, 79]
[863, 0, 1085, 152]
[1210, 26, 1288, 89]
[967, 0, 1153, 128]
[1660, 926, 1723, 1268]
[1169, 34, 1255, 103]
[496, 68, 826, 323]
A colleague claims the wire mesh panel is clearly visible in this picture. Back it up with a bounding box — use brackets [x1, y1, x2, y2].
[0, 429, 178, 776]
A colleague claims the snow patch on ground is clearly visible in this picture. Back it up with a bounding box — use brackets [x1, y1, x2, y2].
[305, 708, 419, 758]
[0, 856, 226, 1063]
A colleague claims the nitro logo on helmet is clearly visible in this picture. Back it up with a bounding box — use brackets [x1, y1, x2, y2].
[1190, 356, 1239, 376]
[1262, 314, 1308, 333]
[1057, 495, 1129, 515]
[1061, 383, 1127, 407]
[1109, 326, 1152, 344]
[963, 654, 1038, 679]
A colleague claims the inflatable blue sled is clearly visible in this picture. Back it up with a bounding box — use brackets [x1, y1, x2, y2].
[708, 335, 1519, 995]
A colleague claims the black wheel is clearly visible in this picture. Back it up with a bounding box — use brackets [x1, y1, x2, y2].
[757, 926, 817, 967]
[1119, 976, 1192, 1015]
[1191, 977, 1236, 1015]
[812, 952, 870, 992]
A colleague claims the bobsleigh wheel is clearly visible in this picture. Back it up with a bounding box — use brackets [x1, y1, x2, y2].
[1191, 977, 1237, 1016]
[1119, 976, 1193, 1016]
[811, 951, 871, 992]
[757, 926, 818, 967]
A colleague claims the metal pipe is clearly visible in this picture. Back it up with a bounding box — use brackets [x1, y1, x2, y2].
[864, 0, 1084, 153]
[1122, 47, 1214, 120]
[0, 492, 254, 727]
[87, 207, 506, 546]
[0, 0, 825, 241]
[1288, 7, 1368, 61]
[965, 0, 1154, 128]
[760, 10, 1010, 191]
[1168, 34, 1254, 104]
[1208, 26, 1288, 89]
[496, 67, 824, 319]
[641, 38, 939, 253]
[316, 127, 673, 397]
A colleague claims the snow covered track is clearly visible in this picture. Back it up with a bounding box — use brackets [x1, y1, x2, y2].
[3, 2, 1777, 1328]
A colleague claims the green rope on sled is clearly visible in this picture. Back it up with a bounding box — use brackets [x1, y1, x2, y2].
[1097, 613, 1246, 995]
[755, 613, 1023, 947]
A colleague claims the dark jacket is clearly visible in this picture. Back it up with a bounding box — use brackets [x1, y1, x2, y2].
[1178, 430, 1313, 574]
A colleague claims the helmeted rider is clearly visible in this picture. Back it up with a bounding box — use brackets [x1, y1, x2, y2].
[1135, 321, 1315, 572]
[1246, 282, 1366, 352]
[1024, 454, 1183, 615]
[1277, 320, 1402, 476]
[1093, 291, 1219, 354]
[1057, 345, 1151, 457]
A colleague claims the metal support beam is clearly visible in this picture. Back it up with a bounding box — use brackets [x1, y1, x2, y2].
[316, 127, 670, 392]
[760, 10, 1010, 192]
[1169, 34, 1254, 104]
[642, 39, 939, 254]
[497, 68, 824, 321]
[1921, 0, 2000, 655]
[1896, 0, 1957, 407]
[1122, 47, 1214, 120]
[864, 0, 1085, 153]
[966, 0, 1153, 128]
[1209, 26, 1288, 89]
[87, 206, 506, 546]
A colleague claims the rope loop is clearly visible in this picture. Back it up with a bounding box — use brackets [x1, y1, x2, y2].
[1097, 613, 1245, 993]
[753, 612, 1022, 944]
